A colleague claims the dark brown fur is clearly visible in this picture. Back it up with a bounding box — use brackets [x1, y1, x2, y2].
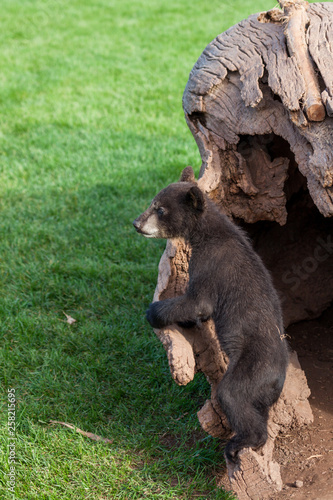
[133, 166, 289, 462]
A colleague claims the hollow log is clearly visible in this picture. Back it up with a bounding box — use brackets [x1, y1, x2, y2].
[153, 1, 333, 498]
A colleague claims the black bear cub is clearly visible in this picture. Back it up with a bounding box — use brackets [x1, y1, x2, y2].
[133, 166, 289, 462]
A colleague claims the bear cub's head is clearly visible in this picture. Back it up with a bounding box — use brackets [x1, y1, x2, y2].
[133, 166, 206, 240]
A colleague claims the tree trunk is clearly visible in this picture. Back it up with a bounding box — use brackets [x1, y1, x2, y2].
[153, 1, 333, 498]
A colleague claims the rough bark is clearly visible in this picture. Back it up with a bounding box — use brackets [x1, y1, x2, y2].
[280, 0, 325, 121]
[152, 1, 333, 499]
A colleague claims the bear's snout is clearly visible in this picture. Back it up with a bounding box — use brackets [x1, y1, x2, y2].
[133, 217, 142, 232]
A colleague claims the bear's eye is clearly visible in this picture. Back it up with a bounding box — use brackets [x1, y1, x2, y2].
[157, 207, 165, 217]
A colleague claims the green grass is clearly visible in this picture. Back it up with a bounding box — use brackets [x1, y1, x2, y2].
[0, 0, 273, 498]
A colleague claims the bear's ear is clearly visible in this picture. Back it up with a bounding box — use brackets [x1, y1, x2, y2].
[180, 166, 195, 183]
[185, 186, 205, 212]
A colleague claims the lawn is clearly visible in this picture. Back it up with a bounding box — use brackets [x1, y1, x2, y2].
[0, 0, 273, 498]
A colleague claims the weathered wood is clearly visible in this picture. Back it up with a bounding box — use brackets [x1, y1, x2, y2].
[151, 2, 333, 499]
[183, 3, 333, 212]
[279, 0, 326, 121]
[182, 1, 333, 325]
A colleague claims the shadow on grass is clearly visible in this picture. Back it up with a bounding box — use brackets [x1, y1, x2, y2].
[0, 181, 232, 499]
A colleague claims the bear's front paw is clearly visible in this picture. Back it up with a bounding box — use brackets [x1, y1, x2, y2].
[146, 302, 166, 329]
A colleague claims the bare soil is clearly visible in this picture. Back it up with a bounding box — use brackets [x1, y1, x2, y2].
[271, 304, 333, 500]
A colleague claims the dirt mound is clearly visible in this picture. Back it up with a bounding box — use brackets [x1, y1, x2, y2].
[272, 305, 333, 499]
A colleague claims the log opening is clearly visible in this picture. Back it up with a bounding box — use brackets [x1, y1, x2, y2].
[235, 132, 333, 325]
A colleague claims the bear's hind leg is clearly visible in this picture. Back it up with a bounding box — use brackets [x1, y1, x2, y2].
[223, 414, 268, 462]
[217, 373, 269, 463]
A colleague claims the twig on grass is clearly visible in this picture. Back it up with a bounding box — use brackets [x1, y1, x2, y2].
[49, 420, 113, 444]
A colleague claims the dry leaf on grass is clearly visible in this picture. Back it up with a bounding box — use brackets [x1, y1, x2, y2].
[63, 312, 77, 325]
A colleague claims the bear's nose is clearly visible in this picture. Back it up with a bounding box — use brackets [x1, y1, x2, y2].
[133, 218, 141, 231]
